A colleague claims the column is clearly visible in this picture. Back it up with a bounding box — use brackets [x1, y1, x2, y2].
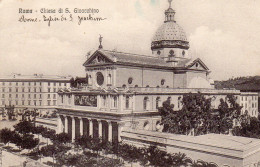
[108, 121, 112, 142]
[64, 116, 68, 133]
[57, 115, 62, 133]
[89, 119, 93, 136]
[98, 120, 102, 138]
[72, 117, 75, 141]
[79, 118, 83, 136]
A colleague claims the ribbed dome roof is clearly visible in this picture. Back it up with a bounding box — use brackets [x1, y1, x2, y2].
[153, 21, 188, 42]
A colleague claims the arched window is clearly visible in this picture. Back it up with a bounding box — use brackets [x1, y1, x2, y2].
[143, 97, 149, 110]
[125, 96, 130, 109]
[122, 84, 126, 88]
[143, 121, 150, 130]
[88, 75, 92, 85]
[113, 96, 117, 108]
[107, 74, 112, 85]
[156, 97, 161, 109]
[86, 74, 89, 85]
[146, 85, 150, 88]
[135, 85, 138, 87]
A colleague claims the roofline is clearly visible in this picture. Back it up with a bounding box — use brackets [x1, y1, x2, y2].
[0, 78, 71, 82]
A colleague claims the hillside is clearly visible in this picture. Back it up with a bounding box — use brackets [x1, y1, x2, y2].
[215, 76, 260, 92]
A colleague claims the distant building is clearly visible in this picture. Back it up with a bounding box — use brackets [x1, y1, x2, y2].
[240, 92, 258, 117]
[0, 74, 71, 118]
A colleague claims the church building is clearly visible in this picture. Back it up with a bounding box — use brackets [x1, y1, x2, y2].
[56, 1, 258, 142]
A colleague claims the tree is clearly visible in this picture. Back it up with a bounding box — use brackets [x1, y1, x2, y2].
[41, 127, 56, 145]
[19, 134, 39, 150]
[159, 93, 244, 136]
[0, 128, 13, 145]
[52, 132, 71, 144]
[14, 120, 34, 135]
[159, 93, 213, 135]
[40, 144, 71, 164]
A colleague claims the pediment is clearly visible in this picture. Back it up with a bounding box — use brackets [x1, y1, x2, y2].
[83, 51, 113, 66]
[187, 58, 209, 71]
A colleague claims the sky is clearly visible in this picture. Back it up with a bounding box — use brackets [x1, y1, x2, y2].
[0, 0, 259, 80]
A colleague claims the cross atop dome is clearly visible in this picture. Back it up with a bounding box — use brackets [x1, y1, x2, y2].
[168, 0, 172, 8]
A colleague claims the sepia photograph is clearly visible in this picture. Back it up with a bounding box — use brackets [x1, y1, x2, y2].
[0, 0, 260, 166]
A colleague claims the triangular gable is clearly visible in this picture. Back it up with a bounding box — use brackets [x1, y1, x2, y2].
[83, 50, 114, 66]
[186, 58, 209, 71]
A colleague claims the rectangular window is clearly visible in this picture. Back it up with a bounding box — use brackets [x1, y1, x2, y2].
[59, 83, 61, 86]
[39, 100, 42, 106]
[48, 82, 50, 86]
[22, 101, 24, 105]
[53, 100, 56, 105]
[40, 82, 42, 86]
[16, 82, 18, 86]
[28, 94, 31, 98]
[9, 94, 11, 98]
[39, 94, 42, 98]
[16, 88, 18, 92]
[64, 83, 66, 86]
[28, 88, 30, 92]
[9, 82, 12, 86]
[48, 100, 51, 106]
[16, 101, 18, 105]
[22, 94, 24, 98]
[53, 94, 56, 99]
[2, 82, 5, 86]
[2, 100, 5, 105]
[2, 88, 5, 92]
[22, 88, 24, 92]
[54, 82, 56, 86]
[28, 100, 31, 105]
[34, 100, 37, 106]
[2, 94, 4, 98]
[48, 88, 51, 92]
[53, 88, 56, 92]
[9, 88, 12, 92]
[16, 94, 18, 98]
[48, 94, 50, 99]
[22, 82, 24, 86]
[34, 82, 36, 86]
[34, 88, 37, 92]
[39, 88, 42, 92]
[34, 94, 36, 98]
[28, 82, 31, 86]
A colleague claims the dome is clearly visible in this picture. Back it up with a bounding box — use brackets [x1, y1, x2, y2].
[153, 21, 188, 42]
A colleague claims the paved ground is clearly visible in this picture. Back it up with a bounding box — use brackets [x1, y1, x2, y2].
[0, 120, 19, 130]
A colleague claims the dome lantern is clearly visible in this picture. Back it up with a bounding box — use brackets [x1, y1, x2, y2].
[165, 0, 176, 22]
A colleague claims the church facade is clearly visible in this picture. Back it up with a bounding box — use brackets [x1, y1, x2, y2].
[56, 1, 258, 142]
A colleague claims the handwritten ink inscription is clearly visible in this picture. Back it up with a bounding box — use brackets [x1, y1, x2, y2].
[17, 8, 107, 26]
